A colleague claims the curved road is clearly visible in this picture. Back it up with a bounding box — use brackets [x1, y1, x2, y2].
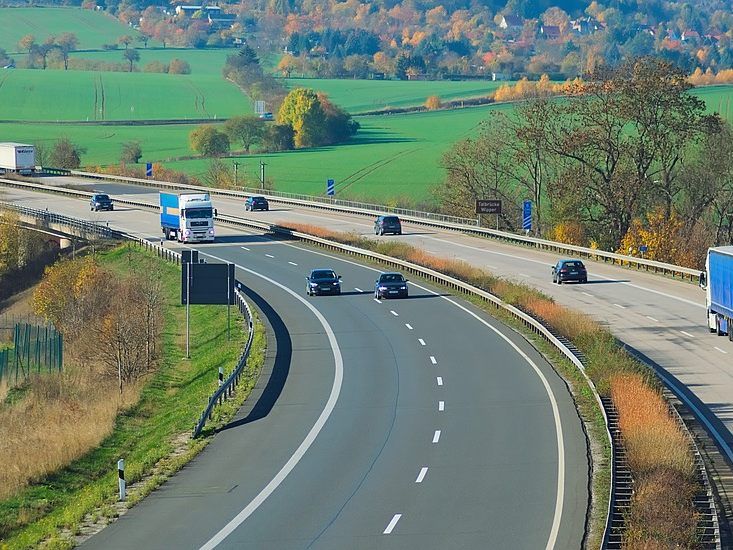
[0, 187, 589, 548]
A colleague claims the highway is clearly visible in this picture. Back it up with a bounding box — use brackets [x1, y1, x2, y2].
[1, 186, 589, 549]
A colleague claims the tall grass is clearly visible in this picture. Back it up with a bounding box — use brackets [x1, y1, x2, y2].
[280, 221, 701, 547]
[0, 370, 139, 500]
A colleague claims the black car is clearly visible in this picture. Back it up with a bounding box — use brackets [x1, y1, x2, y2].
[374, 272, 408, 299]
[306, 269, 342, 296]
[90, 193, 114, 211]
[245, 196, 269, 211]
[552, 259, 588, 284]
[374, 215, 402, 236]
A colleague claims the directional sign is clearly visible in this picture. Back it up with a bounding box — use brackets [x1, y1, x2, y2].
[522, 200, 532, 231]
[476, 199, 502, 214]
[639, 244, 648, 254]
[146, 162, 153, 177]
[327, 179, 335, 196]
[181, 262, 235, 305]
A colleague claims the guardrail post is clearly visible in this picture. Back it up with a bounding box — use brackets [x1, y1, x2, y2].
[117, 458, 126, 501]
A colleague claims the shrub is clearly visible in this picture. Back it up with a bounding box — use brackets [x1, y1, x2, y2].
[168, 59, 191, 74]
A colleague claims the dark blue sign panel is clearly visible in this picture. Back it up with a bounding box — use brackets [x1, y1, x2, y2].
[146, 162, 153, 177]
[181, 262, 235, 305]
[522, 200, 532, 231]
[327, 179, 335, 196]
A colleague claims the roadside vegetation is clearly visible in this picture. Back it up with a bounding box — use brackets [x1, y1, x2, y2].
[279, 220, 700, 548]
[0, 244, 263, 549]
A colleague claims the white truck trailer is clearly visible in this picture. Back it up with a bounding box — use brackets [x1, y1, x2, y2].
[0, 143, 35, 175]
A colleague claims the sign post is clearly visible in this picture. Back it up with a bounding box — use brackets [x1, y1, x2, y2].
[146, 162, 153, 178]
[522, 200, 532, 234]
[639, 244, 648, 259]
[476, 199, 501, 229]
[327, 179, 335, 198]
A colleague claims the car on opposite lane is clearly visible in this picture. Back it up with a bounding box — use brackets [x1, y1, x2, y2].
[245, 196, 269, 211]
[552, 259, 588, 284]
[374, 215, 402, 235]
[90, 193, 114, 211]
[374, 272, 409, 299]
[306, 269, 342, 296]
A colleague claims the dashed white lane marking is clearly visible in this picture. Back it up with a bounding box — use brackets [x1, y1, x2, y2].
[288, 261, 297, 266]
[405, 323, 413, 330]
[383, 514, 402, 534]
[646, 316, 659, 322]
[415, 467, 428, 483]
[582, 291, 592, 297]
[436, 376, 443, 386]
[519, 273, 530, 278]
[680, 330, 694, 338]
[390, 310, 399, 316]
[265, 254, 274, 258]
[430, 356, 437, 365]
[715, 347, 729, 354]
[354, 287, 362, 293]
[438, 401, 444, 411]
[418, 338, 426, 346]
[432, 430, 441, 443]
[240, 246, 250, 251]
[613, 303, 626, 309]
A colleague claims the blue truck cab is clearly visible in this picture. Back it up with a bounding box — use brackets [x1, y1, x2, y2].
[160, 192, 215, 243]
[703, 246, 733, 340]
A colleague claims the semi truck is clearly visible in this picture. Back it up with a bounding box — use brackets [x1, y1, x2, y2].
[160, 192, 215, 243]
[702, 246, 733, 341]
[0, 143, 35, 175]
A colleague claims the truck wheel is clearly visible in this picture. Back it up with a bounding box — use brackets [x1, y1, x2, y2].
[717, 317, 724, 336]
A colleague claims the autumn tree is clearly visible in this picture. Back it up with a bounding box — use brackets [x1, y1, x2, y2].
[277, 88, 325, 148]
[123, 48, 140, 72]
[425, 95, 441, 110]
[120, 141, 143, 164]
[49, 137, 85, 169]
[55, 32, 79, 70]
[223, 116, 265, 153]
[261, 124, 295, 151]
[17, 34, 36, 54]
[189, 125, 230, 156]
[168, 58, 191, 74]
[118, 34, 134, 49]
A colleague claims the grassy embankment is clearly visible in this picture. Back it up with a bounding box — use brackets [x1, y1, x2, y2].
[280, 221, 700, 548]
[0, 244, 265, 549]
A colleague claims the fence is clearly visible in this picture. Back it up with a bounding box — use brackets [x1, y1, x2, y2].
[0, 322, 63, 386]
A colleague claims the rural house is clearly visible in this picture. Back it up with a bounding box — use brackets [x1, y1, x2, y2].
[499, 15, 524, 29]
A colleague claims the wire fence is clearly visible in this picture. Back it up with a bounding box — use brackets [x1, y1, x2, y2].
[0, 319, 63, 386]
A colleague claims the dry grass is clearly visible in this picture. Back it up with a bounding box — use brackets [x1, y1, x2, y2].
[0, 366, 139, 500]
[611, 373, 694, 477]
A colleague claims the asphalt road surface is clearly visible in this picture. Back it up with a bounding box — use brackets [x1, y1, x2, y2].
[1, 186, 589, 549]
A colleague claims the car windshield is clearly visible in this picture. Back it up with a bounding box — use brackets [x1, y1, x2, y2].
[380, 274, 404, 283]
[95, 195, 110, 201]
[311, 270, 336, 280]
[184, 208, 212, 219]
[383, 217, 399, 223]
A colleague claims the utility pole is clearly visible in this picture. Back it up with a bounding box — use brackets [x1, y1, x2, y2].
[260, 162, 266, 190]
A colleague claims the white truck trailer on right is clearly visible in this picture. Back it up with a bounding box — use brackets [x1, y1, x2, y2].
[702, 246, 733, 341]
[0, 142, 35, 175]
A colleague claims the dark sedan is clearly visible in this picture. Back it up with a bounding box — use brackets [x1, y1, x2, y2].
[374, 215, 402, 236]
[552, 259, 588, 284]
[245, 196, 269, 211]
[374, 272, 409, 299]
[306, 269, 342, 296]
[90, 193, 114, 211]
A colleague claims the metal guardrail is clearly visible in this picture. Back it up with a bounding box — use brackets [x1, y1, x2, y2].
[193, 287, 255, 438]
[58, 168, 703, 282]
[1, 177, 721, 547]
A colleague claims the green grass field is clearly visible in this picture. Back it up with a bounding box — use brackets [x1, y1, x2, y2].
[0, 7, 139, 53]
[67, 47, 234, 76]
[695, 84, 733, 120]
[0, 68, 248, 121]
[284, 78, 505, 113]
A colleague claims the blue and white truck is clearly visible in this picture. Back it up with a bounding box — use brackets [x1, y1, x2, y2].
[702, 246, 733, 340]
[160, 192, 215, 243]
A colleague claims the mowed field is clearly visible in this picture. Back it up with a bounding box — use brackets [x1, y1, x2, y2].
[283, 78, 506, 113]
[0, 68, 248, 121]
[0, 7, 140, 52]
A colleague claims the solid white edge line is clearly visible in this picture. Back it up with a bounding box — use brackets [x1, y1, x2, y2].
[270, 240, 566, 548]
[613, 303, 626, 309]
[197, 255, 344, 550]
[438, 401, 444, 411]
[432, 430, 441, 443]
[436, 376, 443, 386]
[240, 246, 250, 250]
[415, 467, 428, 483]
[680, 330, 694, 338]
[373, 298, 381, 303]
[406, 323, 413, 330]
[581, 291, 592, 297]
[265, 254, 274, 258]
[430, 356, 437, 365]
[418, 338, 426, 346]
[383, 514, 402, 534]
[288, 261, 298, 266]
[390, 310, 399, 316]
[354, 287, 362, 293]
[715, 347, 729, 354]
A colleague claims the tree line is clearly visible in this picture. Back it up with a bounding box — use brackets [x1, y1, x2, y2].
[439, 57, 731, 268]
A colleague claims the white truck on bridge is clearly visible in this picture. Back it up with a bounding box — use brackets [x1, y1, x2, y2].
[0, 143, 35, 175]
